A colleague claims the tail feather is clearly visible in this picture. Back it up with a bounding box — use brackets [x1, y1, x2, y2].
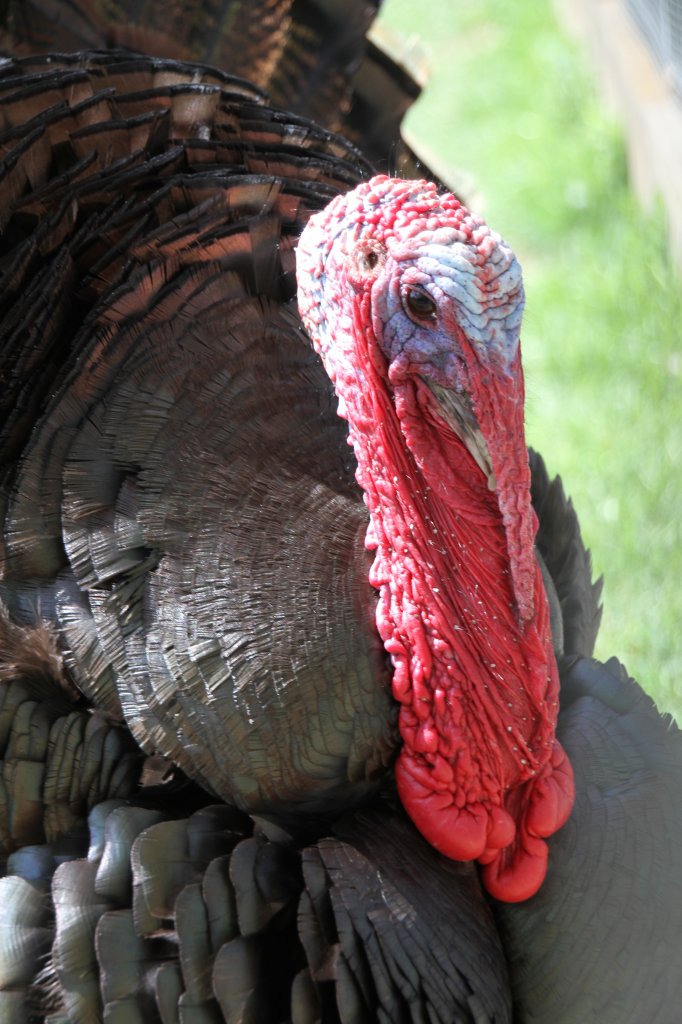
[0, 0, 449, 184]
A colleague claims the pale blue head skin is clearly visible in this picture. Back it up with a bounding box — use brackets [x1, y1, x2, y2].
[369, 237, 524, 391]
[297, 187, 525, 399]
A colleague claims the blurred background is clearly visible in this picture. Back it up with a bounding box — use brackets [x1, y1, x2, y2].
[379, 0, 682, 719]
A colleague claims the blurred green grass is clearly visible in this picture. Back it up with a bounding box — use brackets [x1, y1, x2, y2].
[380, 0, 682, 718]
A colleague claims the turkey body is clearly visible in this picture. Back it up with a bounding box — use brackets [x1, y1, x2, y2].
[0, 40, 679, 1024]
[0, 50, 398, 818]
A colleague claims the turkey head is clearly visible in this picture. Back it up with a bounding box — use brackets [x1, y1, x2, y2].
[297, 175, 575, 901]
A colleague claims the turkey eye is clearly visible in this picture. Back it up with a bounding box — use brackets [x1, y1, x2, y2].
[404, 287, 437, 321]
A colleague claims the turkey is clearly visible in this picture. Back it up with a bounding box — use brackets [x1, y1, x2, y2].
[0, 36, 679, 1024]
[0, 50, 576, 897]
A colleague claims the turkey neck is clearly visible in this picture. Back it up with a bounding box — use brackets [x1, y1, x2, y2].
[325, 271, 573, 900]
[341, 291, 557, 812]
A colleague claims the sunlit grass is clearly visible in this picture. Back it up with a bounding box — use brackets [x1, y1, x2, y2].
[381, 0, 682, 718]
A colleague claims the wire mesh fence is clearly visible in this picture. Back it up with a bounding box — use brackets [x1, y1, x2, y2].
[625, 0, 682, 99]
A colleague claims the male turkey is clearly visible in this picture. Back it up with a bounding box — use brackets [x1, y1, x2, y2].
[0, 39, 679, 1024]
[0, 51, 579, 893]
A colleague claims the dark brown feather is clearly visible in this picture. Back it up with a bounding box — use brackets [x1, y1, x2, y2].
[0, 609, 143, 865]
[494, 655, 682, 1024]
[529, 448, 603, 659]
[3, 798, 510, 1022]
[0, 0, 442, 181]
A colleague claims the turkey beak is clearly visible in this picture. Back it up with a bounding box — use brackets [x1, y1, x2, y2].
[424, 371, 537, 624]
[425, 381, 496, 491]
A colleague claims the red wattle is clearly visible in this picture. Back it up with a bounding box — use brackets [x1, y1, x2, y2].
[482, 831, 549, 903]
[396, 734, 575, 901]
[395, 749, 490, 860]
[525, 740, 575, 838]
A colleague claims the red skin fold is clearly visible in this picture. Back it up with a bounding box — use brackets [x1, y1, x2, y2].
[296, 176, 575, 902]
[376, 375, 575, 901]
